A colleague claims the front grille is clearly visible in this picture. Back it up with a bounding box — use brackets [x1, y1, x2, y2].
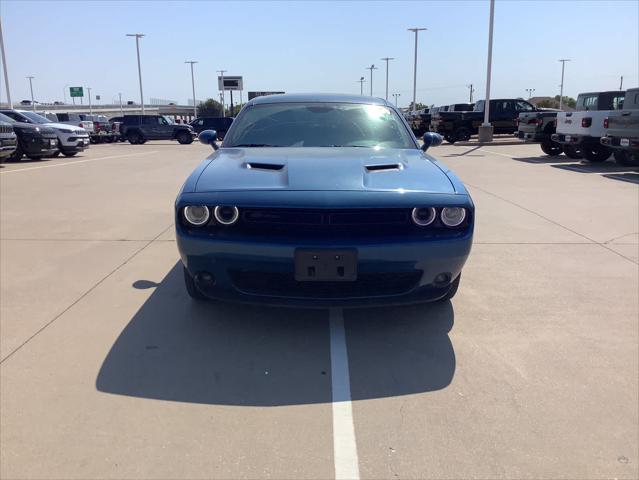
[0, 124, 13, 134]
[39, 127, 56, 135]
[228, 270, 423, 298]
[191, 207, 470, 240]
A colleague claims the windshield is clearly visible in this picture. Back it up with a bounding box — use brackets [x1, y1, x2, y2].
[224, 102, 415, 148]
[0, 112, 15, 123]
[19, 111, 51, 124]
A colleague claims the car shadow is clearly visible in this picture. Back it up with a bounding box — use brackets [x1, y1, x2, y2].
[96, 262, 455, 406]
[510, 156, 577, 164]
[552, 161, 639, 174]
[602, 172, 639, 184]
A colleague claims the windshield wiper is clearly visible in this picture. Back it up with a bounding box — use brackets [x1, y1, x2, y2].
[231, 143, 281, 147]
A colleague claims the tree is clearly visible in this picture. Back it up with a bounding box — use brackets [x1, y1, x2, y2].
[413, 102, 428, 111]
[225, 104, 242, 117]
[197, 98, 223, 117]
[554, 95, 576, 109]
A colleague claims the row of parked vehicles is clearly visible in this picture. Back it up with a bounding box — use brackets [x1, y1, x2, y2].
[0, 110, 235, 162]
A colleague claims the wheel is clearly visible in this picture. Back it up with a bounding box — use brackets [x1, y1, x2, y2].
[563, 144, 583, 159]
[614, 150, 639, 166]
[7, 144, 23, 162]
[582, 144, 611, 163]
[444, 135, 455, 144]
[104, 136, 113, 143]
[453, 127, 471, 142]
[183, 267, 207, 301]
[26, 155, 44, 160]
[127, 131, 142, 144]
[540, 140, 562, 156]
[62, 151, 78, 157]
[438, 275, 461, 302]
[177, 131, 192, 144]
[47, 150, 61, 158]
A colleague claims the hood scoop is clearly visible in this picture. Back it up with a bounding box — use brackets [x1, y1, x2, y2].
[365, 163, 403, 172]
[245, 162, 285, 171]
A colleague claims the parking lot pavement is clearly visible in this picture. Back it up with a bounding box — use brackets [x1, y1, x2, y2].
[1, 141, 637, 479]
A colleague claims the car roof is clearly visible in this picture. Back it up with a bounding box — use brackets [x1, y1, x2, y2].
[247, 93, 390, 107]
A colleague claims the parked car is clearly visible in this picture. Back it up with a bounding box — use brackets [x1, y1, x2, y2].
[434, 99, 537, 143]
[175, 94, 474, 306]
[54, 112, 94, 132]
[190, 117, 234, 139]
[0, 109, 90, 157]
[120, 114, 196, 144]
[0, 120, 18, 161]
[430, 103, 475, 135]
[0, 112, 58, 161]
[551, 90, 626, 162]
[38, 111, 60, 122]
[600, 87, 639, 165]
[79, 114, 118, 143]
[515, 108, 583, 158]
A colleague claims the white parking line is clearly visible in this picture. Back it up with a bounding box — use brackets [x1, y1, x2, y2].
[329, 307, 360, 480]
[0, 151, 159, 174]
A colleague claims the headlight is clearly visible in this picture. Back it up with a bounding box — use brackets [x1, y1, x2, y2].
[56, 128, 73, 134]
[34, 127, 40, 132]
[183, 205, 210, 226]
[441, 207, 466, 227]
[411, 207, 436, 226]
[214, 205, 239, 225]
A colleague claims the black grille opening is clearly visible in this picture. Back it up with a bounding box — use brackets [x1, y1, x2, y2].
[245, 162, 285, 171]
[365, 164, 402, 172]
[229, 270, 423, 298]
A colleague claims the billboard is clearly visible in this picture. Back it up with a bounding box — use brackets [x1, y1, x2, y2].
[218, 76, 243, 91]
[248, 91, 285, 100]
[69, 87, 83, 98]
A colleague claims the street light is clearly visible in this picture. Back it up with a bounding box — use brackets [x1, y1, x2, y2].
[185, 60, 198, 118]
[217, 69, 226, 118]
[478, 0, 495, 143]
[558, 59, 571, 110]
[392, 93, 401, 107]
[87, 87, 92, 114]
[366, 64, 377, 96]
[357, 77, 366, 95]
[63, 84, 69, 104]
[26, 76, 35, 111]
[525, 88, 535, 99]
[407, 27, 426, 110]
[126, 33, 145, 115]
[380, 57, 394, 101]
[0, 17, 12, 108]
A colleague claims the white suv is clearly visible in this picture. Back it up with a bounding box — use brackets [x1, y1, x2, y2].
[0, 109, 90, 157]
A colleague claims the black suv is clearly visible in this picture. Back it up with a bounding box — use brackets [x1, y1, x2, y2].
[120, 115, 196, 144]
[190, 117, 234, 138]
[0, 112, 58, 161]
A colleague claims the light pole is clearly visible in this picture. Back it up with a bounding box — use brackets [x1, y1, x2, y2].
[380, 57, 394, 101]
[185, 60, 198, 118]
[217, 69, 226, 117]
[408, 27, 426, 110]
[357, 77, 366, 95]
[558, 59, 570, 110]
[119, 93, 123, 115]
[366, 64, 377, 96]
[26, 76, 35, 111]
[126, 33, 145, 115]
[525, 88, 535, 99]
[392, 93, 400, 107]
[467, 84, 474, 103]
[63, 84, 69, 104]
[87, 87, 92, 114]
[478, 0, 495, 143]
[0, 17, 12, 108]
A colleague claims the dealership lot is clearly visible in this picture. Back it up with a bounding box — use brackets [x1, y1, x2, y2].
[1, 140, 637, 478]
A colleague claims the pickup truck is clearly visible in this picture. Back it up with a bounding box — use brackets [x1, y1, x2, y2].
[551, 90, 626, 162]
[433, 99, 537, 143]
[407, 109, 431, 137]
[430, 103, 474, 137]
[516, 109, 582, 158]
[600, 88, 639, 166]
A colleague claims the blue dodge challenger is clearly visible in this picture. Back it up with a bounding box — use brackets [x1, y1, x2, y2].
[175, 94, 474, 306]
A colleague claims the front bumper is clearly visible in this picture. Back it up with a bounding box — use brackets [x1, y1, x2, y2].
[60, 135, 90, 153]
[22, 136, 58, 156]
[176, 231, 473, 307]
[0, 137, 17, 157]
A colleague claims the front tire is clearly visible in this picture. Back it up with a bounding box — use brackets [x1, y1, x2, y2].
[582, 144, 611, 163]
[177, 131, 193, 144]
[183, 267, 207, 301]
[563, 144, 583, 159]
[127, 131, 143, 144]
[540, 140, 562, 156]
[7, 144, 23, 162]
[453, 127, 471, 142]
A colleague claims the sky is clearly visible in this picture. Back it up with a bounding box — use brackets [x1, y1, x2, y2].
[1, 0, 637, 108]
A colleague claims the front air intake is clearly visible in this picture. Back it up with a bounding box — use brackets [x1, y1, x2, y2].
[245, 162, 285, 171]
[365, 164, 402, 172]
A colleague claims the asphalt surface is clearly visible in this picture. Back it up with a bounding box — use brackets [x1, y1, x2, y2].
[1, 139, 637, 479]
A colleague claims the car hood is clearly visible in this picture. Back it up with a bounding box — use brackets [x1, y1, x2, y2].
[44, 122, 87, 132]
[194, 147, 454, 194]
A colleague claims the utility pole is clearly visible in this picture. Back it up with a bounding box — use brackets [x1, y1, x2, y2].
[185, 60, 198, 118]
[0, 17, 12, 108]
[407, 27, 426, 110]
[467, 84, 474, 103]
[119, 93, 123, 115]
[87, 87, 92, 114]
[26, 76, 35, 111]
[357, 77, 366, 95]
[619, 75, 624, 90]
[217, 69, 226, 117]
[126, 33, 145, 114]
[392, 93, 400, 107]
[558, 58, 570, 110]
[366, 64, 377, 96]
[380, 57, 394, 101]
[478, 0, 495, 143]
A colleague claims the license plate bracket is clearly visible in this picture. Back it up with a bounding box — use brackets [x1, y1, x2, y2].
[295, 249, 357, 282]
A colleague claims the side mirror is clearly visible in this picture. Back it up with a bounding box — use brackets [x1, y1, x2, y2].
[421, 132, 443, 151]
[199, 129, 219, 150]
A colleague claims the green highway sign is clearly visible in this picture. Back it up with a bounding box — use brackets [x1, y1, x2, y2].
[69, 87, 84, 98]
